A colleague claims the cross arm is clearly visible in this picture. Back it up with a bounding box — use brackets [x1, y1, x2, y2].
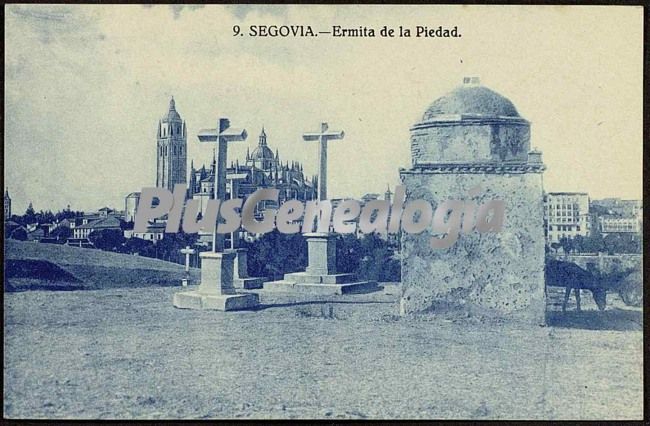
[197, 129, 219, 142]
[221, 128, 248, 142]
[197, 128, 248, 143]
[302, 130, 345, 142]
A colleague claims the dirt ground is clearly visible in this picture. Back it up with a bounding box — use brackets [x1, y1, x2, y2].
[3, 284, 643, 420]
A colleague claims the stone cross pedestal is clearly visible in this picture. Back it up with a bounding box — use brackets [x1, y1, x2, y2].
[230, 248, 266, 289]
[172, 117, 259, 311]
[226, 173, 266, 289]
[173, 251, 258, 310]
[264, 123, 378, 295]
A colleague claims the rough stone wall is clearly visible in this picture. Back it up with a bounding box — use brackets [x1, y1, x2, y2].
[411, 124, 492, 164]
[399, 171, 546, 324]
[410, 120, 530, 165]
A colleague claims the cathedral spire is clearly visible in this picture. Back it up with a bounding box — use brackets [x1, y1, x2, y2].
[259, 127, 267, 146]
[385, 184, 393, 202]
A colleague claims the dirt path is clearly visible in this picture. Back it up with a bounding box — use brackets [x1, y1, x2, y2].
[3, 286, 643, 419]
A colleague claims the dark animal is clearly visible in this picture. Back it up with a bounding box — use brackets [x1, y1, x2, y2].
[545, 259, 607, 312]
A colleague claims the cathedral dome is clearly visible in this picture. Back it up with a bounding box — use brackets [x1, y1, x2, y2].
[251, 145, 274, 161]
[250, 127, 275, 165]
[422, 81, 520, 121]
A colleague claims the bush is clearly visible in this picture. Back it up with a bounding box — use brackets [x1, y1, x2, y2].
[243, 231, 400, 282]
[244, 231, 307, 280]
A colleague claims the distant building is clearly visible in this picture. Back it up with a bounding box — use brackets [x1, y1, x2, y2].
[97, 207, 116, 217]
[591, 198, 642, 218]
[598, 216, 641, 234]
[189, 127, 317, 217]
[26, 227, 46, 241]
[124, 192, 141, 223]
[4, 188, 11, 219]
[544, 192, 590, 244]
[157, 97, 187, 191]
[72, 215, 122, 239]
[5, 220, 27, 239]
[124, 221, 166, 243]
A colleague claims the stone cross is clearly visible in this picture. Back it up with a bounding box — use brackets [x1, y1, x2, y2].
[180, 245, 195, 286]
[303, 122, 345, 201]
[198, 118, 247, 252]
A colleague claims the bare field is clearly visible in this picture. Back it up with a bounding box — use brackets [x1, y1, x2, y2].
[3, 284, 642, 420]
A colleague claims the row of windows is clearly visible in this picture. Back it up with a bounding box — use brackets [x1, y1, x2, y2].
[159, 145, 184, 156]
[161, 125, 183, 137]
[549, 218, 580, 224]
[549, 212, 578, 217]
[549, 225, 581, 232]
[133, 233, 164, 240]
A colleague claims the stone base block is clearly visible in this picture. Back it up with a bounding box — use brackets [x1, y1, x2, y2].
[173, 291, 259, 311]
[264, 279, 379, 295]
[283, 272, 357, 284]
[233, 276, 266, 289]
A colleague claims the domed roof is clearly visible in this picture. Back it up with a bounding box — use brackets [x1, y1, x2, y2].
[250, 127, 275, 162]
[251, 145, 274, 161]
[162, 97, 182, 122]
[422, 82, 520, 121]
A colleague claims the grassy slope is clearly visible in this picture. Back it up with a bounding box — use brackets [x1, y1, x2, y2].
[4, 240, 200, 291]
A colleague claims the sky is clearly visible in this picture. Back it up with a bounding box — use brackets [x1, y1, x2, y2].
[4, 5, 644, 213]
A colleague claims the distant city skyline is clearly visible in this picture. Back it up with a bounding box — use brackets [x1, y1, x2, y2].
[5, 5, 643, 213]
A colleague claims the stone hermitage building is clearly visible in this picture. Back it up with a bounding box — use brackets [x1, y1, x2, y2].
[399, 78, 546, 323]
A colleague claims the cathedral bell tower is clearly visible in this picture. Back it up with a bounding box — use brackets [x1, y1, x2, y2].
[156, 97, 187, 191]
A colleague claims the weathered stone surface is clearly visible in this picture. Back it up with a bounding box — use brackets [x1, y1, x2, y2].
[229, 248, 266, 289]
[399, 172, 545, 323]
[197, 251, 236, 295]
[231, 248, 249, 278]
[264, 280, 379, 295]
[172, 251, 259, 311]
[263, 232, 379, 295]
[173, 291, 259, 310]
[233, 277, 265, 289]
[304, 233, 336, 275]
[410, 119, 530, 165]
[283, 272, 357, 284]
[400, 80, 546, 324]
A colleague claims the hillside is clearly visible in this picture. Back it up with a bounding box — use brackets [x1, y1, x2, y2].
[4, 240, 200, 292]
